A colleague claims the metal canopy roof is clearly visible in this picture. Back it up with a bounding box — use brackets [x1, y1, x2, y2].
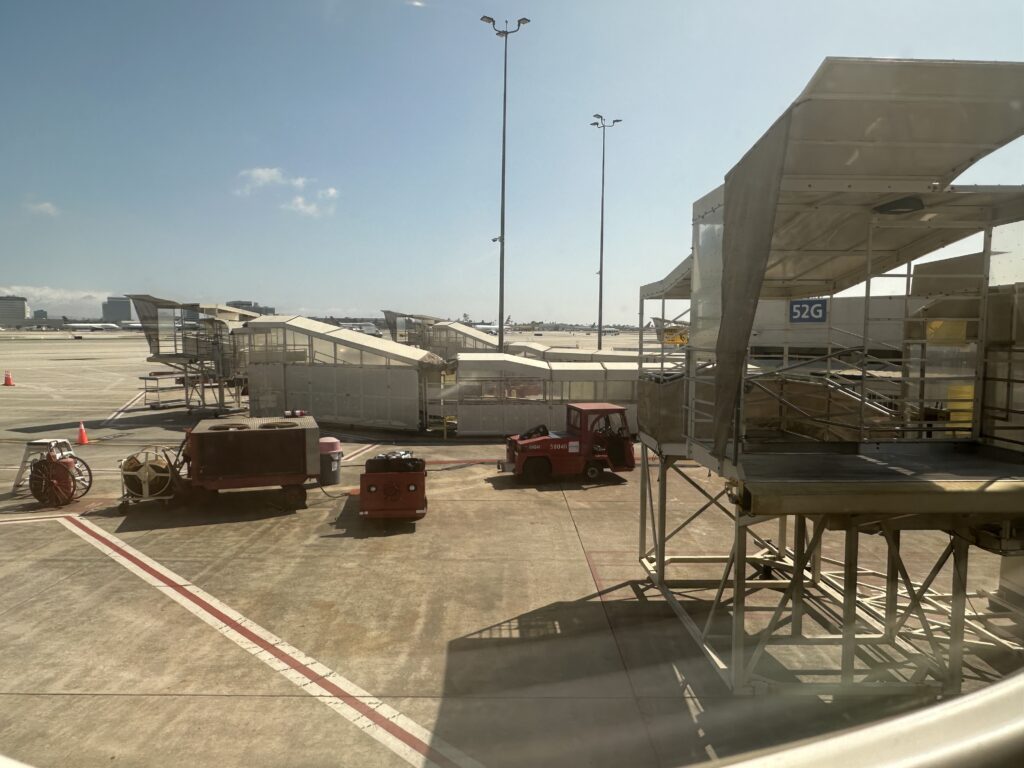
[763, 185, 1024, 297]
[507, 341, 550, 353]
[247, 315, 444, 367]
[643, 59, 1024, 304]
[640, 255, 693, 300]
[456, 353, 643, 377]
[126, 294, 182, 310]
[690, 56, 1024, 460]
[188, 303, 260, 321]
[126, 295, 261, 322]
[433, 320, 499, 346]
[786, 58, 1024, 188]
[759, 57, 1024, 298]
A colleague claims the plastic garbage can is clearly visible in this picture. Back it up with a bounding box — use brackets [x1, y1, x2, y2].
[318, 437, 343, 485]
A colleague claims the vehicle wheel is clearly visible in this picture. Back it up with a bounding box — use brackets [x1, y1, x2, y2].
[522, 458, 551, 484]
[71, 456, 93, 498]
[584, 463, 604, 482]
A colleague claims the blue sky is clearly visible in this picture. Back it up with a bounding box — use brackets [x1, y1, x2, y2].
[2, 0, 1023, 321]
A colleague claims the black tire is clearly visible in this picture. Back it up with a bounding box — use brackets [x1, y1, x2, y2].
[522, 458, 551, 484]
[584, 463, 603, 482]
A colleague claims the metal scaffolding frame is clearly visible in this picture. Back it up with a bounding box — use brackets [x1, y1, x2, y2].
[636, 451, 1024, 695]
[127, 295, 252, 414]
[634, 58, 1024, 696]
[636, 214, 1024, 696]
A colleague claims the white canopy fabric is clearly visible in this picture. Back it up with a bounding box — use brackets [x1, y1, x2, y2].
[706, 57, 1024, 459]
[432, 321, 499, 346]
[246, 315, 444, 367]
[191, 303, 260, 321]
[506, 342, 640, 363]
[456, 353, 643, 377]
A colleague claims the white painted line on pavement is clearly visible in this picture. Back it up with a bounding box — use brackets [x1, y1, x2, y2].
[101, 391, 146, 426]
[341, 443, 379, 463]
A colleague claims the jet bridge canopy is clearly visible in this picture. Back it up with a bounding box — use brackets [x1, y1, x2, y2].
[701, 57, 1024, 459]
[640, 255, 692, 300]
[635, 57, 1024, 699]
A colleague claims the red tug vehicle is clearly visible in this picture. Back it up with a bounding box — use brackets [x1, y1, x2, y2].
[359, 451, 428, 520]
[498, 402, 636, 483]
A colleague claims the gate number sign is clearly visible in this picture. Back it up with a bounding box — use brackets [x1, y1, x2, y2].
[789, 299, 827, 323]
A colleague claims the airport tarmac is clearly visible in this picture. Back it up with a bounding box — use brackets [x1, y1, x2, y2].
[0, 335, 1017, 768]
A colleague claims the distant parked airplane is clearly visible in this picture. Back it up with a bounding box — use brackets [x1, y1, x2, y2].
[63, 322, 121, 331]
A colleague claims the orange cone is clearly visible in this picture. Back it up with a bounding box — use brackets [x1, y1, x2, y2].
[76, 421, 90, 445]
[2, 370, 13, 386]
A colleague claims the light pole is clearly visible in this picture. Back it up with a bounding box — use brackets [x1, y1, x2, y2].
[590, 114, 621, 350]
[481, 14, 530, 351]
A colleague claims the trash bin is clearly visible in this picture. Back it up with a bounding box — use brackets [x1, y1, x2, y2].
[318, 437, 343, 485]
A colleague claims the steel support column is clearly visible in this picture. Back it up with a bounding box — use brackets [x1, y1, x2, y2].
[655, 459, 669, 585]
[842, 523, 860, 683]
[732, 510, 747, 690]
[947, 535, 970, 694]
[792, 514, 807, 636]
[885, 528, 901, 642]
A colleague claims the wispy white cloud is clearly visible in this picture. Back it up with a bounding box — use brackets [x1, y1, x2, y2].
[26, 201, 59, 216]
[0, 284, 109, 317]
[281, 195, 327, 218]
[235, 167, 309, 195]
[406, 1, 426, 7]
[237, 167, 337, 217]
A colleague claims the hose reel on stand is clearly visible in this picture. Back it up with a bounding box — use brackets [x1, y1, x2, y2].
[28, 456, 77, 507]
[118, 443, 184, 507]
[25, 443, 93, 508]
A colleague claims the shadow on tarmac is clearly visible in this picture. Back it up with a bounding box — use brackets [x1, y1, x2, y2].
[427, 585, 929, 768]
[10, 408, 199, 436]
[322, 494, 418, 539]
[0, 494, 52, 513]
[85, 488, 297, 532]
[484, 473, 629, 493]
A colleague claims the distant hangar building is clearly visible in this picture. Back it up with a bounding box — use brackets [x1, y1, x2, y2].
[228, 300, 275, 315]
[0, 296, 30, 326]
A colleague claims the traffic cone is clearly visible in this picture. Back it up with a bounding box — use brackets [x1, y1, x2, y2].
[2, 370, 13, 386]
[76, 421, 90, 445]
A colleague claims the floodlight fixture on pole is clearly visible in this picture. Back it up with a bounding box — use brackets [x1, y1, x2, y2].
[591, 115, 622, 350]
[481, 14, 531, 350]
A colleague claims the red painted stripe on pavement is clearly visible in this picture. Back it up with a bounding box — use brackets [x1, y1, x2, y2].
[61, 515, 461, 768]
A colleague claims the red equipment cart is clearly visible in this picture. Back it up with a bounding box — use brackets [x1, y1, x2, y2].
[359, 451, 427, 520]
[498, 402, 636, 483]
